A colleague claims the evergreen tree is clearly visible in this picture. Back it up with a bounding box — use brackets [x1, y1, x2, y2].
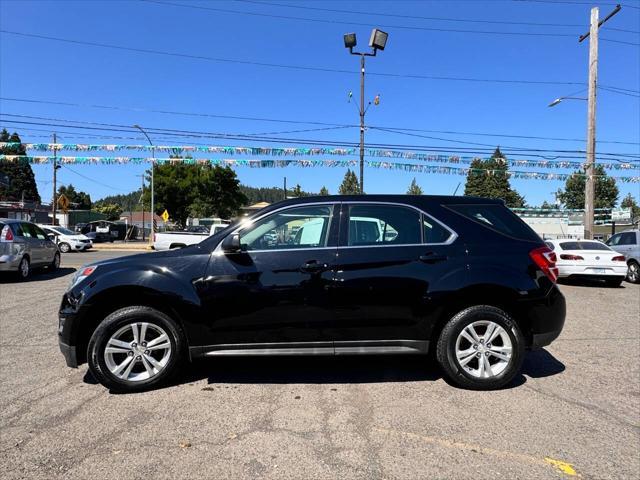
[556, 164, 619, 209]
[407, 178, 423, 195]
[540, 201, 554, 209]
[463, 147, 525, 208]
[291, 184, 304, 197]
[621, 193, 640, 219]
[0, 129, 41, 203]
[93, 203, 123, 220]
[338, 169, 360, 195]
[319, 186, 329, 196]
[57, 184, 92, 209]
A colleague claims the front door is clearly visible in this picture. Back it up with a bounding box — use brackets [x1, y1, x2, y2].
[330, 202, 462, 353]
[198, 203, 339, 352]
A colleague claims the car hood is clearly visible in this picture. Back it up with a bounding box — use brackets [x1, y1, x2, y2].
[87, 244, 204, 269]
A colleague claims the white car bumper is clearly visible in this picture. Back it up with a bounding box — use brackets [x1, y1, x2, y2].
[557, 264, 627, 278]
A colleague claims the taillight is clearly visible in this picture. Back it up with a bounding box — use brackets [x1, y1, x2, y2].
[529, 246, 559, 283]
[560, 254, 584, 260]
[0, 225, 14, 242]
[612, 255, 626, 262]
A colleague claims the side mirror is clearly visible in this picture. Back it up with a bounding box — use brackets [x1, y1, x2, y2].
[221, 233, 242, 253]
[47, 233, 56, 240]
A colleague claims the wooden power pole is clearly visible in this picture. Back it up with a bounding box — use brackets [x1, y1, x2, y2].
[51, 133, 57, 226]
[579, 4, 621, 239]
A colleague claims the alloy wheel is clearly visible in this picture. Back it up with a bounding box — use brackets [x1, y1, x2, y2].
[19, 258, 29, 278]
[103, 322, 172, 382]
[628, 262, 639, 283]
[455, 320, 513, 379]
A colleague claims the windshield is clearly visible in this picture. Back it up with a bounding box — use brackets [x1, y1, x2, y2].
[53, 227, 76, 235]
[559, 241, 611, 251]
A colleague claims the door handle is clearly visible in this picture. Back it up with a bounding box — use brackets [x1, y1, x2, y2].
[300, 261, 328, 273]
[419, 252, 448, 264]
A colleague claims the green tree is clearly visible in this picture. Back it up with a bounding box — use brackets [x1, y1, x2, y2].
[540, 200, 554, 209]
[319, 186, 329, 196]
[464, 147, 525, 208]
[94, 189, 144, 213]
[144, 163, 246, 226]
[338, 169, 360, 195]
[621, 193, 640, 219]
[57, 184, 92, 209]
[94, 203, 123, 221]
[0, 129, 41, 203]
[556, 164, 619, 209]
[407, 178, 423, 195]
[291, 184, 304, 197]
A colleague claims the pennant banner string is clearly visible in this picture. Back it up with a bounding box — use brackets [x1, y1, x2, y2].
[1, 155, 638, 182]
[0, 142, 637, 171]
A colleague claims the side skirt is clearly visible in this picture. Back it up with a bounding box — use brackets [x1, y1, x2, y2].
[190, 340, 429, 358]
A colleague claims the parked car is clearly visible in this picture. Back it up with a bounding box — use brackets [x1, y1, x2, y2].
[58, 195, 566, 393]
[153, 223, 230, 250]
[545, 239, 627, 287]
[39, 225, 93, 253]
[606, 229, 640, 284]
[0, 218, 60, 279]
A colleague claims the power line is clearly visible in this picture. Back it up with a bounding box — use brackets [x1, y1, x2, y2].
[142, 0, 578, 37]
[61, 164, 131, 192]
[0, 30, 588, 87]
[2, 115, 638, 161]
[3, 96, 639, 145]
[601, 37, 640, 46]
[599, 86, 640, 98]
[233, 0, 588, 27]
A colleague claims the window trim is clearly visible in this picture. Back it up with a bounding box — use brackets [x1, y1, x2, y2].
[216, 202, 340, 254]
[341, 201, 457, 248]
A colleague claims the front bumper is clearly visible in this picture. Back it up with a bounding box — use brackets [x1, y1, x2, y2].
[59, 338, 79, 368]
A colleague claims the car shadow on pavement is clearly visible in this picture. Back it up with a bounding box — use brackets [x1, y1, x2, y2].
[558, 278, 626, 289]
[0, 267, 76, 283]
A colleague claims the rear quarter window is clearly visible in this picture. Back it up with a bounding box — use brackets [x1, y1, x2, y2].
[445, 204, 541, 242]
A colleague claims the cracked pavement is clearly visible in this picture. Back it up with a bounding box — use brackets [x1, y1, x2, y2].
[1, 251, 639, 479]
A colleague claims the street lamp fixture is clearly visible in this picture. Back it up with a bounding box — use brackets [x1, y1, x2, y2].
[343, 28, 389, 194]
[548, 96, 588, 107]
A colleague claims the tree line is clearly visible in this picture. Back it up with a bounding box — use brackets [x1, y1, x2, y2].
[1, 130, 638, 223]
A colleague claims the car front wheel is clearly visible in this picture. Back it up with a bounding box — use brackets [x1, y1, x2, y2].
[87, 306, 184, 393]
[436, 305, 525, 390]
[58, 242, 71, 253]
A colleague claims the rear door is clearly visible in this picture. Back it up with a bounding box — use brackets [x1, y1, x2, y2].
[20, 223, 44, 264]
[329, 202, 460, 352]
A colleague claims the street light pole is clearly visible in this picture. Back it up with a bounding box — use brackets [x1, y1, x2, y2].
[133, 125, 155, 244]
[344, 29, 388, 194]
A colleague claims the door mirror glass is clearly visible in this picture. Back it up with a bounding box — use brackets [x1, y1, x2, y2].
[221, 233, 241, 253]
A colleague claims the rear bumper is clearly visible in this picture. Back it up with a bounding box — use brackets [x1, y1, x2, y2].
[59, 338, 79, 368]
[520, 285, 566, 349]
[0, 254, 21, 271]
[558, 265, 627, 277]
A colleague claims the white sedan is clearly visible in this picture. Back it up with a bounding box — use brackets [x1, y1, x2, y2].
[545, 239, 627, 287]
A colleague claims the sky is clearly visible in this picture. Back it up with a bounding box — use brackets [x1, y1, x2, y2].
[0, 0, 639, 207]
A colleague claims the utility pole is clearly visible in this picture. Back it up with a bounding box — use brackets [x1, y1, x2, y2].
[579, 4, 621, 239]
[283, 176, 287, 199]
[359, 55, 366, 195]
[133, 125, 155, 244]
[138, 173, 145, 241]
[51, 133, 58, 226]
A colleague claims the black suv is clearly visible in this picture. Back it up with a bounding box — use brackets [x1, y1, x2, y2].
[59, 195, 565, 392]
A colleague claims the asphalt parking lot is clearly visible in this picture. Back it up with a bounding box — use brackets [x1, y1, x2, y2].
[1, 251, 638, 479]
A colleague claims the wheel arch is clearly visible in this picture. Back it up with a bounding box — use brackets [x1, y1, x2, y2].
[429, 284, 533, 349]
[73, 285, 191, 365]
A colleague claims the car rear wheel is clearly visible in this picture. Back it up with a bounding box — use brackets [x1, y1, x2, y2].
[16, 256, 30, 280]
[626, 261, 639, 284]
[58, 242, 71, 253]
[87, 306, 184, 393]
[49, 252, 60, 271]
[436, 305, 525, 390]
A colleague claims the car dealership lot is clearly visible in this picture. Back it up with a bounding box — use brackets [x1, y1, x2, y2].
[1, 251, 638, 479]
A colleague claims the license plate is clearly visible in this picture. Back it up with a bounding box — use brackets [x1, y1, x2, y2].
[591, 268, 607, 274]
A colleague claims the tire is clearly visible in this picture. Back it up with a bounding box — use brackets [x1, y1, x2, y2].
[16, 256, 30, 281]
[436, 305, 525, 390]
[87, 306, 184, 393]
[169, 244, 186, 249]
[626, 261, 640, 284]
[58, 242, 71, 253]
[49, 252, 60, 271]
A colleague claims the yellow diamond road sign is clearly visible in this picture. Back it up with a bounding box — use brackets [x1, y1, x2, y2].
[161, 209, 169, 222]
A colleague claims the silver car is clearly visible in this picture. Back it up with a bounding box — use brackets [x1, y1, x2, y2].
[606, 229, 640, 284]
[0, 218, 60, 279]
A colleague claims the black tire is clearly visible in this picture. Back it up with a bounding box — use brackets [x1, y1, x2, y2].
[49, 252, 60, 271]
[58, 242, 71, 253]
[169, 243, 186, 249]
[16, 256, 30, 281]
[626, 261, 640, 284]
[436, 305, 525, 390]
[604, 277, 623, 288]
[87, 306, 185, 393]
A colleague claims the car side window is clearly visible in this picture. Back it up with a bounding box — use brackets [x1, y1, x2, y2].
[240, 205, 333, 251]
[620, 232, 636, 245]
[20, 223, 35, 238]
[347, 204, 421, 246]
[607, 234, 621, 246]
[422, 216, 453, 244]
